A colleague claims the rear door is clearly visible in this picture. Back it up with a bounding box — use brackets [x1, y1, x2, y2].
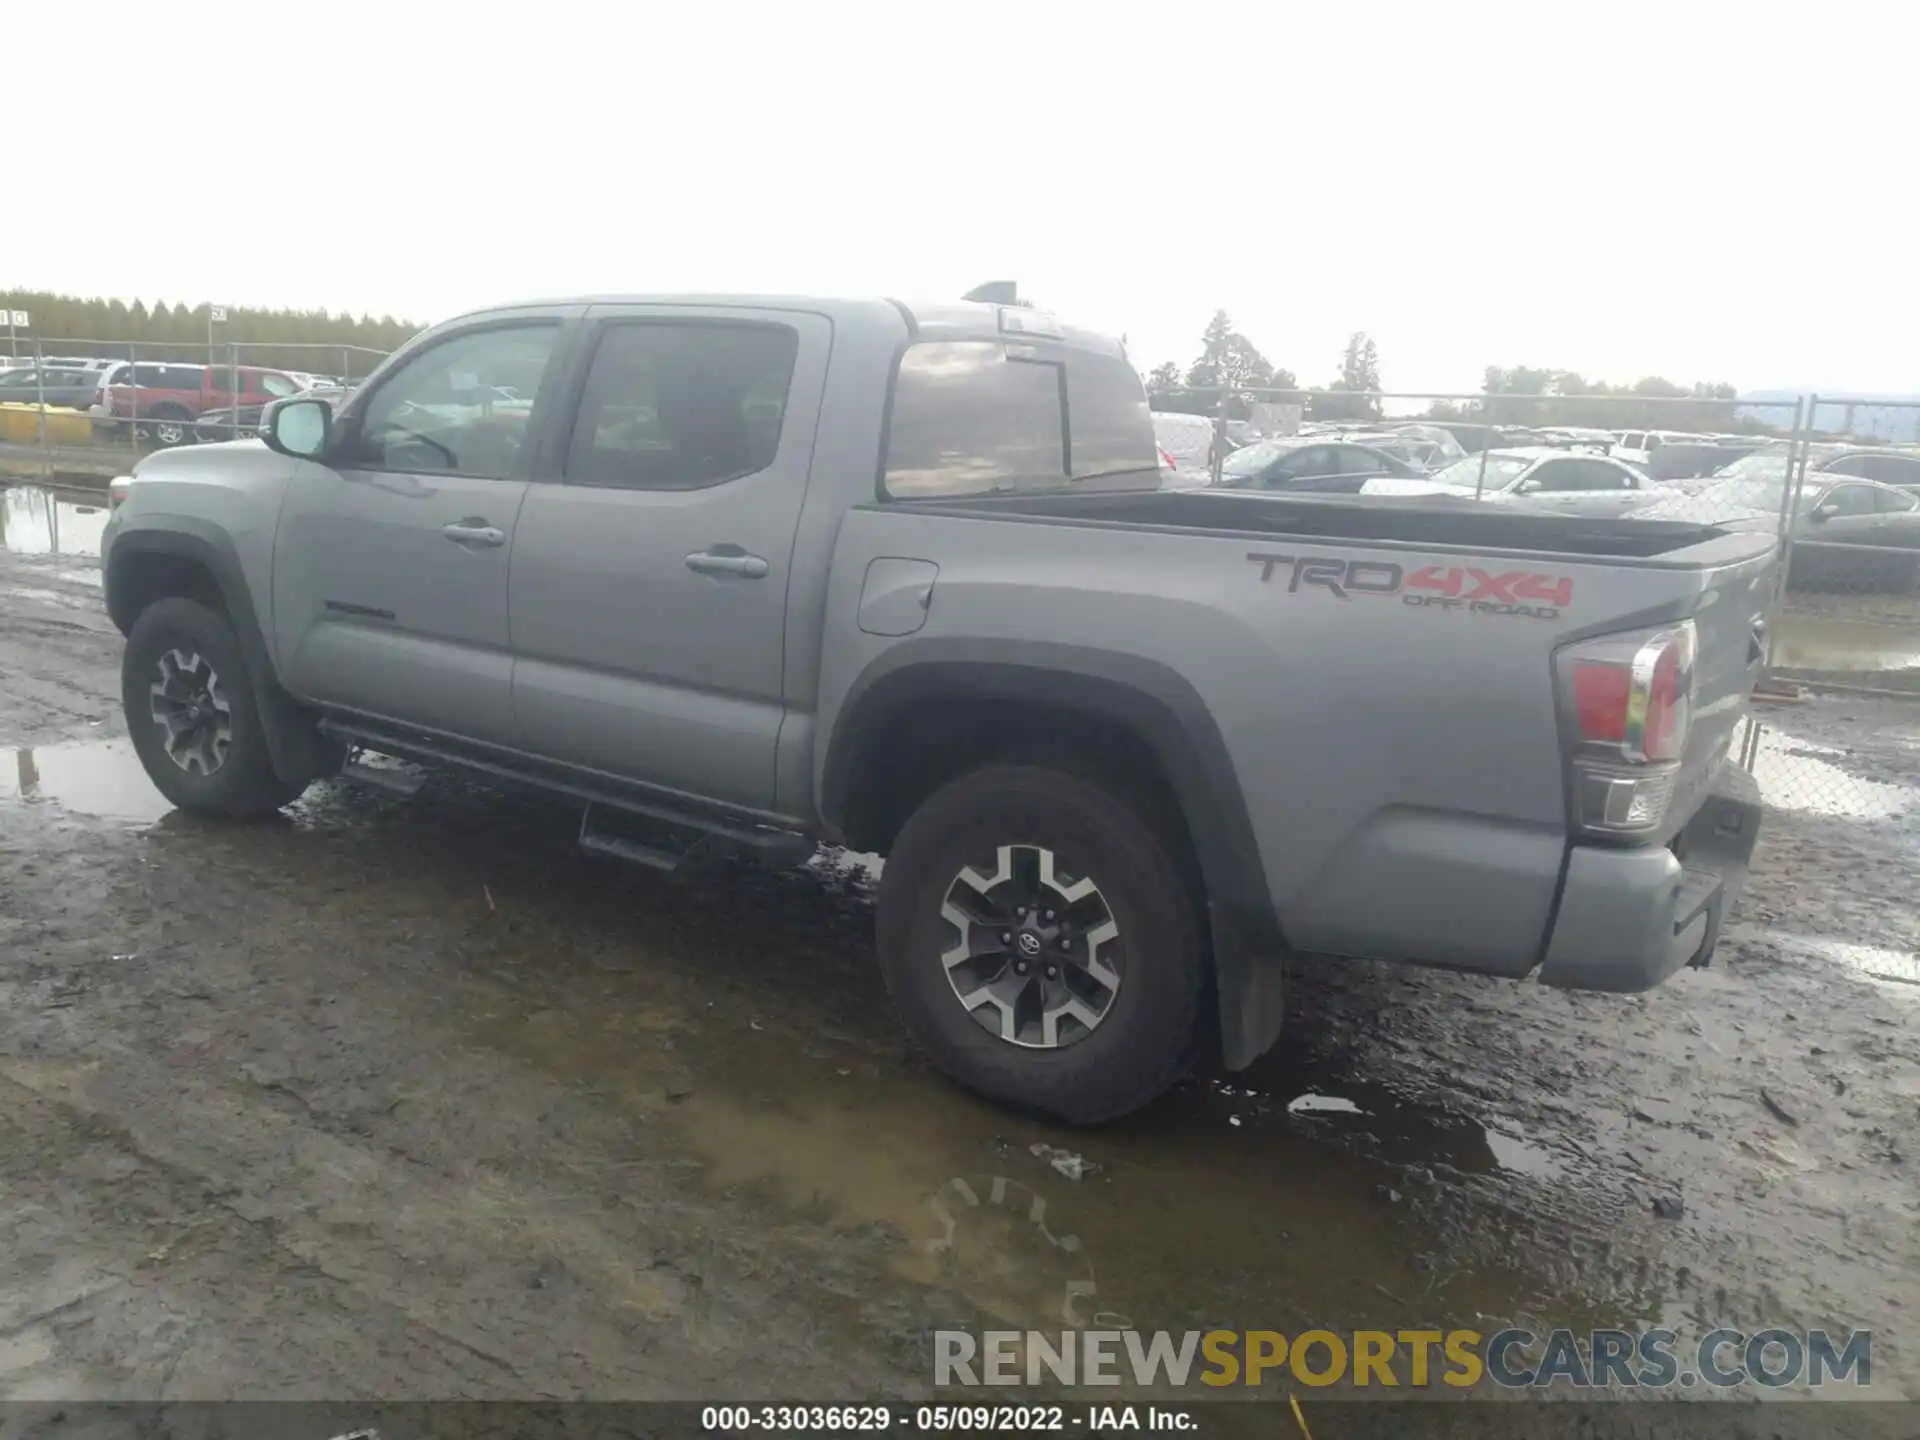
[271, 310, 571, 744]
[1872, 483, 1920, 545]
[506, 304, 830, 810]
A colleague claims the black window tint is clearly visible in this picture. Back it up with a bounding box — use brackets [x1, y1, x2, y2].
[1825, 454, 1869, 477]
[885, 342, 1065, 498]
[565, 322, 798, 491]
[1277, 446, 1333, 478]
[1526, 459, 1582, 491]
[1823, 484, 1877, 516]
[1875, 486, 1917, 514]
[1064, 350, 1156, 479]
[1336, 446, 1391, 476]
[346, 323, 558, 480]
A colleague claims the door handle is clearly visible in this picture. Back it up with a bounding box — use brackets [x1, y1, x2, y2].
[685, 548, 769, 579]
[442, 521, 506, 547]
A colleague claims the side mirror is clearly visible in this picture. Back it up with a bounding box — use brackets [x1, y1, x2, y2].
[262, 397, 332, 459]
[1812, 502, 1839, 522]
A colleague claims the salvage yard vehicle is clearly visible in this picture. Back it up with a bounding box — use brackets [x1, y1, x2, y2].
[1217, 437, 1423, 493]
[1363, 446, 1657, 515]
[100, 295, 1772, 1123]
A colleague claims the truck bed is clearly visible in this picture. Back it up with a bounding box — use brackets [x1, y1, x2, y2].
[888, 486, 1776, 564]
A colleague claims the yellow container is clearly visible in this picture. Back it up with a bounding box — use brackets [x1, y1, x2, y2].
[0, 403, 94, 445]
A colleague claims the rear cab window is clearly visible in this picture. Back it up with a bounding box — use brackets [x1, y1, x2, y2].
[882, 322, 1156, 499]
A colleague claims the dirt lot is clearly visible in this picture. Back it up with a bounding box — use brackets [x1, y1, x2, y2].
[1, 486, 1916, 1420]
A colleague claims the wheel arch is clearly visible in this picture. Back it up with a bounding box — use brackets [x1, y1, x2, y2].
[821, 641, 1287, 1069]
[107, 522, 337, 786]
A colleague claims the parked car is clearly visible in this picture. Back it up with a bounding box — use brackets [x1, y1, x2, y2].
[1216, 438, 1422, 492]
[0, 366, 111, 410]
[194, 384, 350, 444]
[1816, 448, 1920, 491]
[1609, 430, 1699, 470]
[1633, 472, 1920, 590]
[105, 363, 306, 446]
[100, 292, 1771, 1123]
[1425, 420, 1537, 454]
[1151, 411, 1224, 487]
[1329, 431, 1453, 471]
[1362, 447, 1657, 515]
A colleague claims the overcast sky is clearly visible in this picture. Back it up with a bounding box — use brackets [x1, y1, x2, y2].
[11, 2, 1913, 395]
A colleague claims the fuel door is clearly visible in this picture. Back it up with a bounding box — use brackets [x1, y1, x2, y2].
[857, 558, 939, 637]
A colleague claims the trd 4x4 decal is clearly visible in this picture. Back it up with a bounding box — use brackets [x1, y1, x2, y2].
[1247, 552, 1570, 619]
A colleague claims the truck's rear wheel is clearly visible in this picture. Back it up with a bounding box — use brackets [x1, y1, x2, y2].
[877, 764, 1204, 1123]
[122, 598, 309, 817]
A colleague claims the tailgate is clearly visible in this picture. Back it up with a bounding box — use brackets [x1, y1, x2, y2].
[1673, 542, 1776, 822]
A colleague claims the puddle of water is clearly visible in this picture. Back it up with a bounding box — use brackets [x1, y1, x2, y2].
[1209, 1037, 1567, 1181]
[1770, 614, 1920, 676]
[0, 485, 110, 559]
[1483, 1127, 1562, 1179]
[0, 740, 172, 824]
[1773, 932, 1920, 990]
[1287, 1092, 1366, 1116]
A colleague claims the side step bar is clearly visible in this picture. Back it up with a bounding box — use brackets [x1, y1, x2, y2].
[578, 804, 686, 873]
[340, 754, 426, 796]
[319, 718, 816, 874]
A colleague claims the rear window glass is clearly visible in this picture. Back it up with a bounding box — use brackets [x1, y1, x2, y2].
[883, 340, 1156, 499]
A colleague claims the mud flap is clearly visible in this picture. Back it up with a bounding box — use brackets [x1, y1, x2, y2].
[1209, 902, 1288, 1070]
[253, 675, 347, 787]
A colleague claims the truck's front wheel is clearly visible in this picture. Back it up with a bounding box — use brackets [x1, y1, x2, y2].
[877, 764, 1204, 1123]
[122, 598, 310, 817]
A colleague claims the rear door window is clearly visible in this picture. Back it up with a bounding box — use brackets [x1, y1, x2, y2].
[1875, 486, 1917, 514]
[563, 321, 799, 490]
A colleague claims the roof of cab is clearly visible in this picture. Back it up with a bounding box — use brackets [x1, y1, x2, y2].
[455, 295, 1129, 358]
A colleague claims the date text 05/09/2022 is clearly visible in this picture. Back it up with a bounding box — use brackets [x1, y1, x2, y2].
[700, 1404, 1193, 1432]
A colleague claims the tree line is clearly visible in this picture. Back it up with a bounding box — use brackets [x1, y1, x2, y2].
[0, 289, 424, 377]
[1143, 310, 1756, 433]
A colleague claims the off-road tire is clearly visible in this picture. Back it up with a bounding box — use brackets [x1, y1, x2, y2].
[123, 598, 309, 817]
[877, 763, 1205, 1123]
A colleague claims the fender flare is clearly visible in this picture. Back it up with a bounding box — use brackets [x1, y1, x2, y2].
[105, 521, 337, 786]
[821, 639, 1287, 1069]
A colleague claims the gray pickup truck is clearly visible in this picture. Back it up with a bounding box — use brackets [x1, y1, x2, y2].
[100, 295, 1771, 1122]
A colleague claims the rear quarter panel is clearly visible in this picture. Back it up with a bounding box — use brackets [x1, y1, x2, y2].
[817, 504, 1774, 974]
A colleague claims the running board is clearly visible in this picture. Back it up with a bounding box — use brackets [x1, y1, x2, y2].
[340, 755, 426, 796]
[578, 804, 686, 873]
[318, 717, 816, 872]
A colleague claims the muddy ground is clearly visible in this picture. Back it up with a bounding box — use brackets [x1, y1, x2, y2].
[0, 485, 1916, 1421]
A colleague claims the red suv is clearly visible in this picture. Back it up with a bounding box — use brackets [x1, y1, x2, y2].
[106, 363, 304, 446]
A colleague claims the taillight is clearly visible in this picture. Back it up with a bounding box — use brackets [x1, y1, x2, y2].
[1557, 622, 1696, 837]
[1159, 447, 1178, 471]
[108, 476, 132, 511]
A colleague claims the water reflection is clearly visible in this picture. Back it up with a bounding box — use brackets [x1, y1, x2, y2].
[1, 739, 171, 823]
[0, 484, 109, 558]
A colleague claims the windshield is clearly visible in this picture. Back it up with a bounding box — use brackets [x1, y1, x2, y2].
[1221, 441, 1298, 478]
[1425, 453, 1533, 493]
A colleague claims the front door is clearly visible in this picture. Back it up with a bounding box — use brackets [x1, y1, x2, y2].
[508, 305, 831, 812]
[270, 315, 567, 746]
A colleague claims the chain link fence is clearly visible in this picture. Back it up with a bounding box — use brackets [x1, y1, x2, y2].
[0, 335, 391, 485]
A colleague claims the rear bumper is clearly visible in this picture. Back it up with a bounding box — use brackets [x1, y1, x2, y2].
[1537, 764, 1762, 991]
